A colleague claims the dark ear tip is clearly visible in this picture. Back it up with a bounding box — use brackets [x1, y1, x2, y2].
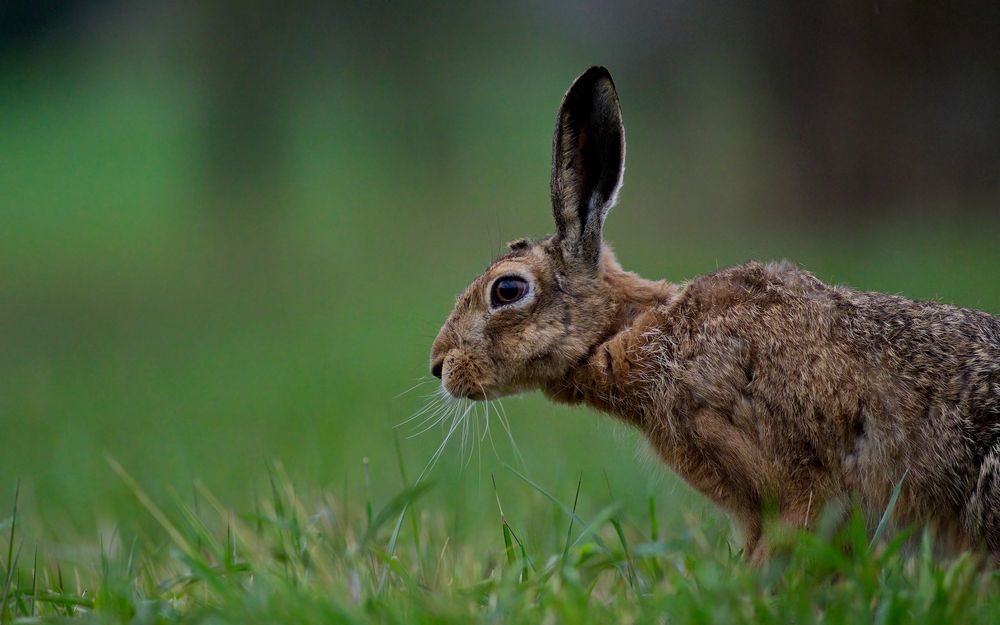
[573, 65, 616, 91]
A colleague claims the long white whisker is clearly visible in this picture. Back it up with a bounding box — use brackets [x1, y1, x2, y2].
[396, 394, 448, 429]
[393, 376, 436, 399]
[401, 394, 453, 433]
[408, 396, 452, 428]
[495, 399, 527, 471]
[417, 405, 461, 479]
[484, 399, 502, 459]
[460, 403, 472, 467]
[478, 385, 492, 443]
[417, 400, 474, 483]
[410, 390, 464, 438]
[475, 402, 483, 477]
[407, 401, 456, 439]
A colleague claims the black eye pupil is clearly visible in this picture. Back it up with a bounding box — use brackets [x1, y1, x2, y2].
[492, 278, 528, 305]
[498, 283, 520, 300]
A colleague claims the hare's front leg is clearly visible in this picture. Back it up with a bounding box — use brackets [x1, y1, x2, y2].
[651, 406, 826, 566]
[646, 414, 770, 561]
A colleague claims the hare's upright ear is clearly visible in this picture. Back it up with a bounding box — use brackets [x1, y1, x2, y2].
[550, 66, 625, 270]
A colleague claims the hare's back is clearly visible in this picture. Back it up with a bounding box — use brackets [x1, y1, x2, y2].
[670, 260, 1000, 441]
[679, 260, 1000, 395]
[843, 287, 1000, 428]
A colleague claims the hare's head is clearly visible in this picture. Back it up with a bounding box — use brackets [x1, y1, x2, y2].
[430, 66, 628, 400]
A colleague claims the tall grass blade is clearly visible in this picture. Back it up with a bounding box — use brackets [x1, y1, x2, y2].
[561, 475, 583, 564]
[610, 518, 638, 594]
[504, 463, 611, 552]
[106, 455, 198, 560]
[0, 480, 17, 625]
[492, 475, 517, 569]
[363, 457, 373, 529]
[393, 431, 423, 572]
[648, 496, 659, 542]
[870, 469, 908, 550]
[373, 481, 435, 596]
[265, 461, 286, 520]
[29, 547, 37, 618]
[0, 544, 21, 625]
[363, 482, 434, 546]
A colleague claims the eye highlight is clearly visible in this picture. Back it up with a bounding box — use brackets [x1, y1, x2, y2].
[490, 276, 529, 307]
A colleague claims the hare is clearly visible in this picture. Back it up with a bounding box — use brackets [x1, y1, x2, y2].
[429, 66, 1000, 564]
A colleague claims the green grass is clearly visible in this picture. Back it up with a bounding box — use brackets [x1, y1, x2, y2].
[1, 460, 997, 624]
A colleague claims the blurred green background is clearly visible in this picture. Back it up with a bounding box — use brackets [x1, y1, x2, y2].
[2, 2, 999, 545]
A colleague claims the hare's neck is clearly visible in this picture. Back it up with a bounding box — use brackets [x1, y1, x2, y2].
[600, 260, 678, 332]
[545, 259, 678, 418]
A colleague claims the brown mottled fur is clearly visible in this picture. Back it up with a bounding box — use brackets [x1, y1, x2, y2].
[430, 67, 1000, 564]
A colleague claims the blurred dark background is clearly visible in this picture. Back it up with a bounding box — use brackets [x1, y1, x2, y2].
[2, 1, 999, 539]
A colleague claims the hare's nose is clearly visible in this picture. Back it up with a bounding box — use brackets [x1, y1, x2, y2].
[431, 358, 444, 379]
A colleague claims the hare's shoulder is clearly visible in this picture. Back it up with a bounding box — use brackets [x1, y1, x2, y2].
[636, 260, 844, 373]
[671, 260, 833, 321]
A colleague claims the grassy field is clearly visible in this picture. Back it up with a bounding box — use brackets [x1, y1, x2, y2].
[1, 458, 998, 623]
[2, 40, 1000, 624]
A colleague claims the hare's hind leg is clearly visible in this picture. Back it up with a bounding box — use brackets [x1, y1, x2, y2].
[966, 443, 1000, 555]
[738, 512, 765, 565]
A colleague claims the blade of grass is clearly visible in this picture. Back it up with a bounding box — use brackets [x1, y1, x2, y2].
[561, 475, 583, 564]
[0, 544, 21, 625]
[504, 463, 612, 553]
[393, 431, 424, 577]
[3, 481, 17, 579]
[373, 480, 436, 597]
[1, 481, 19, 625]
[29, 547, 36, 618]
[870, 469, 908, 550]
[645, 496, 664, 581]
[377, 509, 407, 596]
[106, 455, 197, 560]
[30, 592, 95, 610]
[648, 496, 659, 542]
[611, 518, 640, 594]
[171, 492, 223, 561]
[492, 475, 516, 569]
[363, 482, 435, 546]
[568, 503, 622, 550]
[363, 457, 373, 530]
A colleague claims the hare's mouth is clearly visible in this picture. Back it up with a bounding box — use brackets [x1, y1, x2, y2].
[442, 376, 503, 401]
[443, 384, 492, 401]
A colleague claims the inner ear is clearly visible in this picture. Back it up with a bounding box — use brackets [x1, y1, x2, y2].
[550, 66, 625, 269]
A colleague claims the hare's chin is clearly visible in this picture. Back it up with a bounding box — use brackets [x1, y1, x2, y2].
[444, 388, 488, 401]
[441, 383, 500, 401]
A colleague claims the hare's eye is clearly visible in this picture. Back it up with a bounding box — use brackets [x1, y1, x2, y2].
[491, 277, 529, 307]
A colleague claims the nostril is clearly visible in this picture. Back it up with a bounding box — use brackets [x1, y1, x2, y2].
[431, 359, 444, 379]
